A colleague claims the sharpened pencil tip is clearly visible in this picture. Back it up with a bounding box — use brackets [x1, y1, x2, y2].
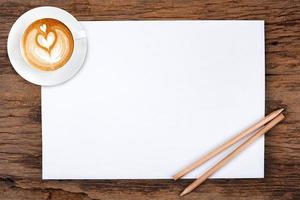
[273, 108, 284, 115]
[173, 175, 180, 180]
[180, 189, 189, 196]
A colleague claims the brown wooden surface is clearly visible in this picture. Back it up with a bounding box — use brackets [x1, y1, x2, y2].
[0, 0, 299, 199]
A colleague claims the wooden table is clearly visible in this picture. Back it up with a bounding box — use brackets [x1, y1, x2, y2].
[0, 1, 299, 199]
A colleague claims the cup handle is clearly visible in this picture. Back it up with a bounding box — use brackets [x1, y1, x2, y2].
[74, 30, 86, 40]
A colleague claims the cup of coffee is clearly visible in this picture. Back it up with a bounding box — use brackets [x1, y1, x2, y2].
[7, 6, 87, 85]
[21, 18, 74, 71]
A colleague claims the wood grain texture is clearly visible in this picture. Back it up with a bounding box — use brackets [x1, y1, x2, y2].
[0, 0, 299, 199]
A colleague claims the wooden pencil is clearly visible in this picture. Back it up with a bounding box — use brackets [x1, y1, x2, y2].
[180, 113, 285, 196]
[173, 108, 284, 180]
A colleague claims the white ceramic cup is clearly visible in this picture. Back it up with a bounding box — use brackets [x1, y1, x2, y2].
[7, 6, 88, 86]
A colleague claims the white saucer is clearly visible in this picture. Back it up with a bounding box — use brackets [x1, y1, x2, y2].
[7, 6, 87, 86]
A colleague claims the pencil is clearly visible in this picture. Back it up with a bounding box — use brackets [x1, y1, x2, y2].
[180, 113, 284, 196]
[173, 108, 284, 180]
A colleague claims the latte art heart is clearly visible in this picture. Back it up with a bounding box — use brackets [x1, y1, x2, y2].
[21, 18, 74, 71]
[40, 24, 47, 33]
[37, 31, 56, 50]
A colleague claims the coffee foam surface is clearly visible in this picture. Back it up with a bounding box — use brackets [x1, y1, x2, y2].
[21, 18, 74, 71]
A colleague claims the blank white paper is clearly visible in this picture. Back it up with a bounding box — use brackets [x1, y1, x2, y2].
[42, 21, 265, 179]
